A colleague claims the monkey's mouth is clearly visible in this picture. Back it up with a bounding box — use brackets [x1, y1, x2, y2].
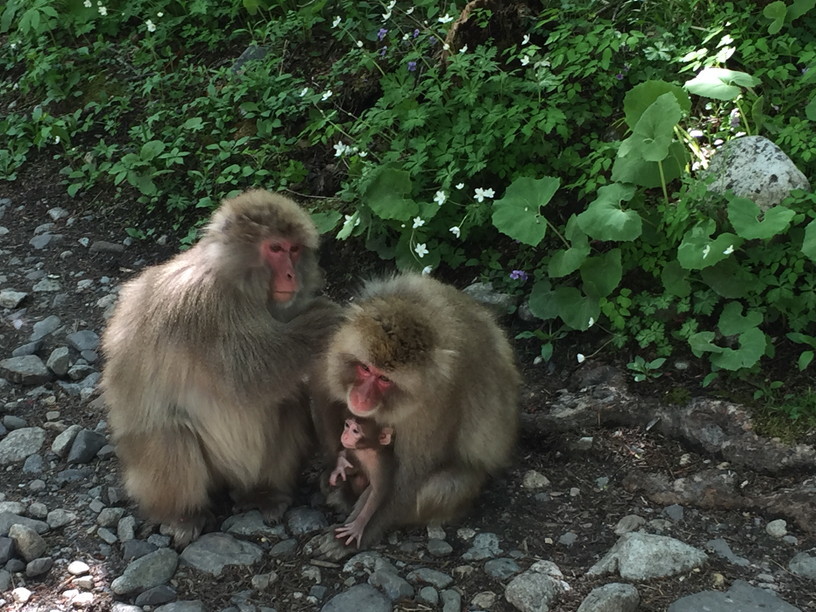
[271, 290, 296, 303]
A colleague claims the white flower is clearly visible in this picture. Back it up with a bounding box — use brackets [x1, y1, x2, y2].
[413, 217, 425, 229]
[98, 5, 108, 15]
[576, 353, 586, 363]
[455, 182, 465, 190]
[520, 55, 530, 66]
[522, 34, 531, 45]
[434, 191, 446, 205]
[358, 151, 368, 158]
[344, 214, 361, 227]
[689, 129, 704, 138]
[332, 16, 341, 27]
[54, 135, 61, 144]
[449, 226, 461, 238]
[473, 187, 495, 202]
[723, 245, 734, 255]
[83, 0, 92, 7]
[299, 87, 309, 97]
[460, 45, 468, 53]
[146, 19, 156, 32]
[356, 40, 363, 47]
[587, 317, 595, 328]
[406, 7, 414, 14]
[421, 265, 433, 276]
[157, 11, 163, 17]
[533, 356, 543, 365]
[382, 10, 392, 20]
[386, 0, 396, 9]
[442, 43, 450, 51]
[702, 245, 711, 258]
[414, 243, 429, 258]
[333, 142, 349, 157]
[438, 13, 454, 23]
[322, 90, 333, 101]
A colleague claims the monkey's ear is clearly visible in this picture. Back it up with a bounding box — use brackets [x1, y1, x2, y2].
[379, 427, 394, 446]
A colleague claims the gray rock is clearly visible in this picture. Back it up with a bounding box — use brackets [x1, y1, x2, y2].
[321, 584, 391, 612]
[3, 415, 26, 430]
[0, 537, 13, 563]
[485, 558, 521, 580]
[766, 519, 787, 538]
[587, 533, 708, 580]
[154, 602, 206, 612]
[12, 341, 42, 357]
[368, 569, 414, 600]
[46, 347, 71, 377]
[118, 515, 137, 541]
[30, 233, 60, 249]
[222, 510, 286, 537]
[111, 604, 142, 612]
[0, 427, 47, 464]
[251, 571, 278, 591]
[122, 539, 157, 561]
[462, 281, 518, 315]
[66, 330, 100, 352]
[9, 523, 47, 561]
[441, 589, 462, 612]
[505, 560, 569, 612]
[31, 315, 61, 340]
[428, 538, 453, 557]
[668, 579, 800, 611]
[0, 356, 52, 385]
[664, 504, 684, 522]
[286, 506, 328, 535]
[789, 551, 816, 579]
[111, 547, 179, 595]
[706, 538, 750, 566]
[51, 424, 81, 458]
[558, 532, 578, 547]
[577, 583, 640, 612]
[89, 241, 126, 255]
[462, 532, 502, 561]
[97, 507, 126, 527]
[269, 538, 297, 557]
[179, 533, 263, 576]
[0, 501, 26, 514]
[27, 502, 47, 520]
[68, 560, 90, 575]
[406, 567, 453, 589]
[0, 512, 49, 535]
[0, 290, 28, 308]
[33, 277, 61, 292]
[25, 556, 53, 577]
[707, 135, 811, 211]
[135, 585, 177, 606]
[22, 453, 44, 474]
[522, 470, 551, 489]
[417, 586, 439, 606]
[67, 429, 107, 463]
[48, 207, 69, 220]
[343, 551, 396, 575]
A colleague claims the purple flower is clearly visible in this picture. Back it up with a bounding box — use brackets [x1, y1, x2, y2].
[412, 28, 420, 38]
[509, 270, 529, 282]
[377, 28, 388, 41]
[379, 46, 388, 57]
[407, 60, 417, 72]
[615, 73, 624, 80]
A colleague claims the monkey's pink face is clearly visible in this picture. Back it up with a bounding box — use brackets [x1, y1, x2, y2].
[348, 363, 393, 417]
[340, 418, 364, 449]
[260, 238, 302, 303]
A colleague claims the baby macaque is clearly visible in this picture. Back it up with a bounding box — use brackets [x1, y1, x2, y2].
[329, 415, 394, 548]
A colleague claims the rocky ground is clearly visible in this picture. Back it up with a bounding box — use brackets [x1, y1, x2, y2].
[1, 183, 815, 612]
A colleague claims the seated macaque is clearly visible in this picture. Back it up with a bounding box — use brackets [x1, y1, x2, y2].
[329, 415, 394, 547]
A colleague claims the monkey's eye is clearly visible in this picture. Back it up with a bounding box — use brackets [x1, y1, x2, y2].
[378, 374, 391, 383]
[359, 364, 371, 373]
[269, 243, 284, 253]
[290, 245, 301, 254]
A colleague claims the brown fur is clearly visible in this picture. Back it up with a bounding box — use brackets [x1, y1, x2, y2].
[101, 189, 341, 547]
[313, 274, 520, 557]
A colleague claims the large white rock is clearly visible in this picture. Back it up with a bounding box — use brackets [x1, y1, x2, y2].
[707, 135, 810, 210]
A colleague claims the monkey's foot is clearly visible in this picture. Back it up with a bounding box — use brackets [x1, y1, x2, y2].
[232, 490, 291, 523]
[334, 522, 364, 549]
[163, 511, 215, 550]
[313, 529, 357, 560]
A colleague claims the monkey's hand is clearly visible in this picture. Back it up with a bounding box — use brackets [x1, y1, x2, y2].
[311, 528, 357, 561]
[335, 521, 365, 549]
[329, 456, 354, 487]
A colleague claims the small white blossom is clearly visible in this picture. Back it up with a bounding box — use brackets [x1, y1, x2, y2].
[421, 265, 433, 276]
[689, 129, 704, 138]
[332, 16, 342, 27]
[98, 5, 108, 16]
[403, 33, 410, 41]
[146, 19, 156, 32]
[442, 43, 450, 51]
[438, 13, 454, 23]
[587, 317, 595, 328]
[157, 11, 163, 17]
[460, 45, 468, 53]
[322, 90, 333, 101]
[358, 151, 368, 157]
[533, 355, 543, 365]
[406, 7, 414, 14]
[54, 135, 61, 144]
[356, 40, 364, 47]
[83, 0, 92, 7]
[702, 245, 711, 258]
[455, 182, 465, 190]
[449, 226, 461, 238]
[576, 353, 586, 363]
[473, 187, 495, 202]
[299, 87, 309, 97]
[522, 34, 531, 45]
[333, 142, 349, 157]
[414, 243, 429, 258]
[520, 55, 530, 66]
[434, 191, 446, 205]
[723, 244, 734, 255]
[386, 0, 396, 9]
[344, 214, 361, 227]
[413, 217, 425, 229]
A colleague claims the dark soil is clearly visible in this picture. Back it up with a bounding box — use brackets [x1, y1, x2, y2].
[2, 157, 815, 611]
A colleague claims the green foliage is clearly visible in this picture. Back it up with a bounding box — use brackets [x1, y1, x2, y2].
[627, 356, 667, 382]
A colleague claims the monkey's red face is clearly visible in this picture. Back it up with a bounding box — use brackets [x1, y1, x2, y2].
[348, 363, 393, 417]
[261, 238, 302, 303]
[340, 418, 365, 449]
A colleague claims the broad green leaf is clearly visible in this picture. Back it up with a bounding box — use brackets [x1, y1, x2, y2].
[611, 140, 687, 187]
[718, 301, 762, 335]
[552, 287, 600, 331]
[727, 196, 794, 239]
[710, 328, 767, 370]
[363, 167, 418, 221]
[491, 176, 559, 246]
[548, 216, 589, 277]
[336, 211, 360, 240]
[763, 1, 787, 34]
[806, 95, 816, 122]
[618, 93, 682, 162]
[802, 218, 816, 261]
[684, 68, 760, 101]
[310, 211, 342, 235]
[581, 249, 622, 298]
[677, 220, 742, 270]
[791, 0, 816, 20]
[798, 350, 814, 370]
[140, 140, 165, 161]
[577, 183, 642, 241]
[688, 331, 723, 356]
[700, 258, 750, 298]
[243, 0, 262, 15]
[623, 81, 691, 129]
[182, 117, 205, 130]
[787, 332, 816, 348]
[661, 260, 691, 297]
[528, 279, 559, 320]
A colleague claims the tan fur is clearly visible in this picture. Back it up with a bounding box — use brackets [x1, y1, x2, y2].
[313, 274, 520, 557]
[101, 189, 340, 547]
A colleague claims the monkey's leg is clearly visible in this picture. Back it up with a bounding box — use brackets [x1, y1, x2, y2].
[415, 466, 487, 523]
[116, 427, 214, 549]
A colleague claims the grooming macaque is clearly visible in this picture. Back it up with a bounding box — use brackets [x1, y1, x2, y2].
[329, 416, 395, 548]
[101, 189, 341, 547]
[313, 274, 520, 556]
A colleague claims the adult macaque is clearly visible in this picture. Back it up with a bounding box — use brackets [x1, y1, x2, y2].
[101, 189, 341, 548]
[329, 415, 395, 548]
[313, 274, 520, 557]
